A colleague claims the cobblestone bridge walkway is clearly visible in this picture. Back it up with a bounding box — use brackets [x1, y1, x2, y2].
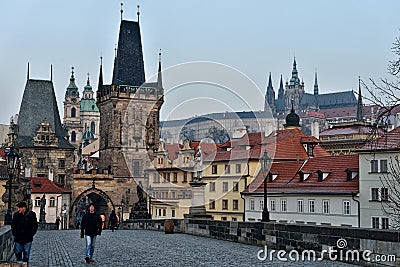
[29, 230, 355, 267]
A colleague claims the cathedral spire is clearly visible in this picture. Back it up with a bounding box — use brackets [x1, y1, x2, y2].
[314, 71, 319, 95]
[289, 57, 300, 86]
[278, 74, 284, 99]
[98, 57, 103, 91]
[357, 76, 364, 122]
[65, 66, 79, 98]
[265, 72, 276, 112]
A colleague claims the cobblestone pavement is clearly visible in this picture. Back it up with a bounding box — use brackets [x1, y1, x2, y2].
[29, 230, 356, 267]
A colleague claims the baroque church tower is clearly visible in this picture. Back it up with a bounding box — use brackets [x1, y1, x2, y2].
[63, 67, 82, 147]
[96, 17, 164, 187]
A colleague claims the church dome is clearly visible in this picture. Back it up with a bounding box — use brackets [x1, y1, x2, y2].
[285, 101, 300, 128]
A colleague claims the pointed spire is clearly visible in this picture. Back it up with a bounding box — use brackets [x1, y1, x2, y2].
[289, 57, 300, 86]
[65, 66, 79, 98]
[278, 74, 284, 99]
[157, 50, 163, 89]
[67, 66, 78, 89]
[87, 72, 90, 86]
[357, 76, 364, 122]
[98, 56, 104, 89]
[50, 64, 53, 81]
[314, 71, 319, 95]
[267, 72, 273, 89]
[120, 2, 123, 21]
[137, 5, 140, 22]
[27, 62, 30, 80]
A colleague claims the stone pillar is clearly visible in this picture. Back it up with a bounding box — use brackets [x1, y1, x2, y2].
[189, 181, 207, 215]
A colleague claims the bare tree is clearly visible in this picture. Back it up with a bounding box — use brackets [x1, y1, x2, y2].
[179, 126, 195, 142]
[206, 126, 229, 144]
[380, 156, 400, 229]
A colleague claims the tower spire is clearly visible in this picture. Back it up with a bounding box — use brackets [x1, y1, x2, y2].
[98, 57, 103, 88]
[357, 76, 364, 122]
[278, 74, 284, 99]
[120, 2, 123, 21]
[137, 5, 140, 22]
[314, 70, 319, 95]
[265, 72, 276, 113]
[157, 49, 163, 89]
[50, 64, 53, 81]
[27, 62, 30, 80]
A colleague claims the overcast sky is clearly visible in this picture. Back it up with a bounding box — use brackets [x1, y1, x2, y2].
[0, 0, 399, 124]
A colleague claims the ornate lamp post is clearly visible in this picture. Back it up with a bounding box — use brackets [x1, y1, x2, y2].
[147, 185, 152, 219]
[4, 145, 19, 225]
[260, 150, 271, 222]
[120, 196, 125, 229]
[62, 203, 67, 229]
[25, 182, 32, 210]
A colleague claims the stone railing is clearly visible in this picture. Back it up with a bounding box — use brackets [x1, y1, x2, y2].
[128, 219, 400, 266]
[0, 226, 14, 262]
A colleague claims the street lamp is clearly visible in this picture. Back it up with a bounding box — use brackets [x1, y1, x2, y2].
[120, 196, 125, 229]
[260, 150, 271, 222]
[147, 185, 152, 219]
[25, 182, 32, 210]
[4, 145, 19, 225]
[62, 203, 67, 229]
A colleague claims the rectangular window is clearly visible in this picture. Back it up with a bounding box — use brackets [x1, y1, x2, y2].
[221, 217, 227, 221]
[172, 173, 178, 183]
[225, 164, 230, 174]
[212, 165, 218, 174]
[233, 182, 239, 192]
[343, 201, 351, 215]
[371, 188, 379, 201]
[233, 199, 239, 210]
[49, 197, 55, 207]
[166, 173, 170, 182]
[171, 209, 176, 218]
[191, 172, 195, 181]
[250, 199, 255, 211]
[270, 199, 276, 211]
[183, 172, 187, 183]
[309, 199, 315, 213]
[163, 209, 166, 217]
[297, 199, 304, 213]
[58, 159, 65, 169]
[209, 182, 215, 192]
[171, 191, 176, 199]
[381, 217, 389, 229]
[158, 157, 163, 164]
[323, 200, 330, 214]
[232, 217, 237, 221]
[183, 157, 189, 163]
[223, 182, 228, 192]
[370, 160, 379, 173]
[235, 164, 241, 173]
[281, 199, 287, 212]
[209, 199, 215, 209]
[381, 188, 389, 201]
[222, 199, 228, 210]
[380, 159, 388, 173]
[158, 209, 162, 216]
[259, 200, 264, 211]
[35, 197, 41, 207]
[372, 217, 380, 229]
[58, 175, 65, 186]
[133, 160, 142, 177]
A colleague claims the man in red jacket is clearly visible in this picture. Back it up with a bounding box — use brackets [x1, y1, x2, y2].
[11, 201, 38, 264]
[80, 203, 102, 263]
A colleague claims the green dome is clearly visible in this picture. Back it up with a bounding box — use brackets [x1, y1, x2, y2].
[80, 99, 99, 112]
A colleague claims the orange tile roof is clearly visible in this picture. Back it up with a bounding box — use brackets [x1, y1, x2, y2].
[30, 177, 71, 194]
[243, 154, 359, 194]
[358, 126, 400, 151]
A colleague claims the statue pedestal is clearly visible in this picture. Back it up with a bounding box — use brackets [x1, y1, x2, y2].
[187, 181, 212, 218]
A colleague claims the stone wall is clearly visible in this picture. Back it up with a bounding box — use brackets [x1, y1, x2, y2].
[0, 226, 14, 262]
[128, 219, 400, 266]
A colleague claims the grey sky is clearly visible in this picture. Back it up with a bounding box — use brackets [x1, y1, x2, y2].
[0, 0, 399, 124]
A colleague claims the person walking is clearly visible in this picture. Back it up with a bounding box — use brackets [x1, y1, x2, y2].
[11, 201, 38, 264]
[108, 210, 117, 232]
[80, 203, 102, 263]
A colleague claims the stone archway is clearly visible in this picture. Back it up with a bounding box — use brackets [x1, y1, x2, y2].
[70, 188, 115, 228]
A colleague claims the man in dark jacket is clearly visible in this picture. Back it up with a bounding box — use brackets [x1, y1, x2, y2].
[11, 201, 38, 264]
[80, 203, 102, 263]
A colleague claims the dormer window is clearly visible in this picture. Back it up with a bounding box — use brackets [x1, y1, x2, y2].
[317, 170, 330, 182]
[157, 157, 163, 164]
[298, 171, 311, 182]
[270, 173, 278, 182]
[345, 168, 358, 181]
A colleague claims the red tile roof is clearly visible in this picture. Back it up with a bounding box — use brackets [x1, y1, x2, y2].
[244, 154, 359, 195]
[358, 126, 400, 152]
[30, 177, 71, 194]
[320, 123, 378, 136]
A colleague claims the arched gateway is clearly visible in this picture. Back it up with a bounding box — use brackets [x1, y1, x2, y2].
[70, 187, 114, 228]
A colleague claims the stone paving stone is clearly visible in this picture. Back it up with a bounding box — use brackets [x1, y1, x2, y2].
[29, 230, 356, 267]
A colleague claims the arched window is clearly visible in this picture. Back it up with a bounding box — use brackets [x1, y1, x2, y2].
[71, 131, 76, 142]
[71, 107, 76, 118]
[90, 121, 95, 135]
